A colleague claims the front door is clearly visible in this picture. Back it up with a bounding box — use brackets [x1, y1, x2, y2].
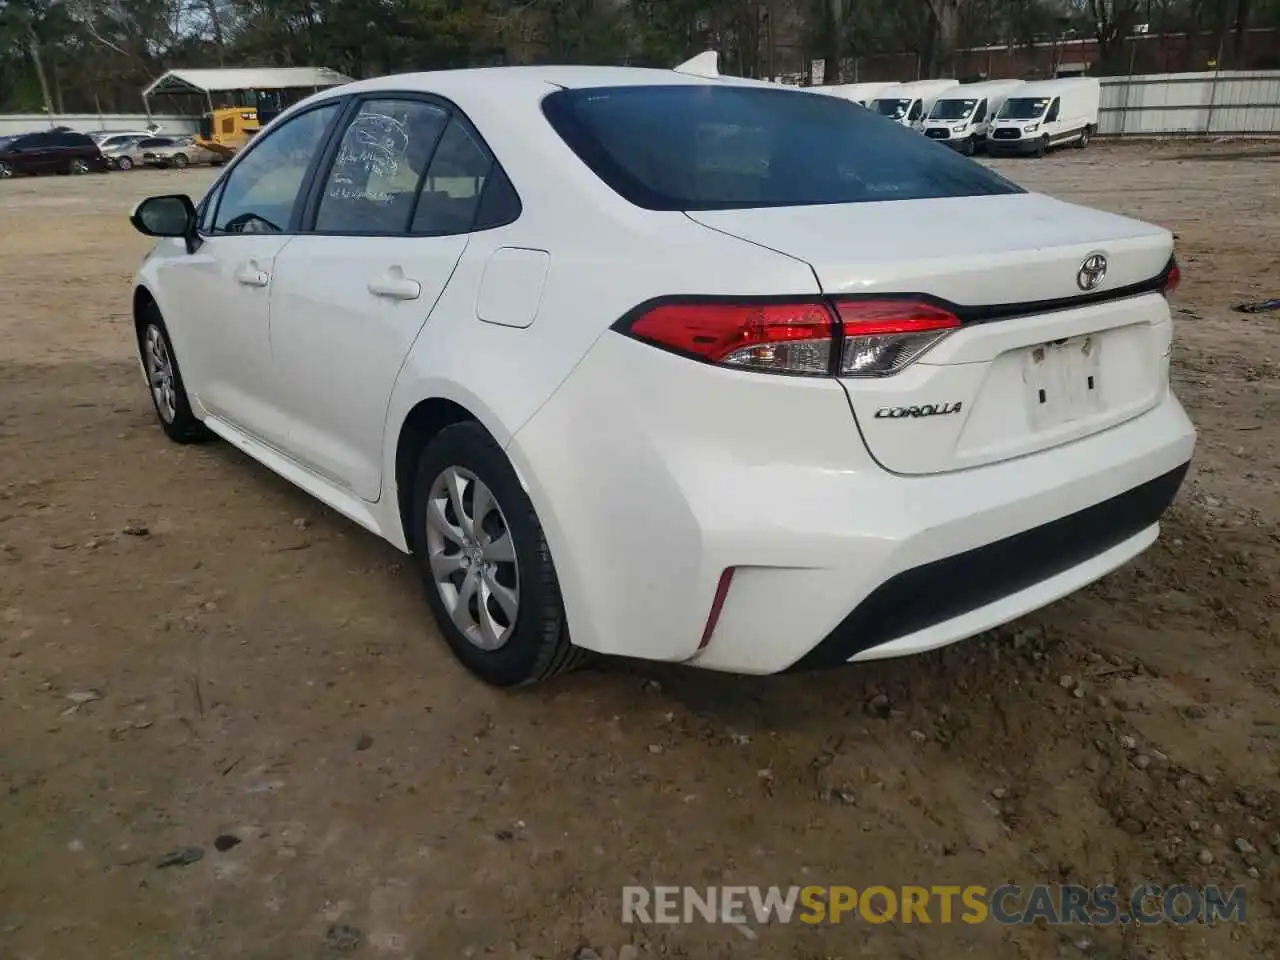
[268, 98, 486, 500]
[165, 101, 343, 450]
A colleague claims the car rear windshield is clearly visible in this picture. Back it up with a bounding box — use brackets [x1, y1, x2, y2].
[541, 84, 1022, 212]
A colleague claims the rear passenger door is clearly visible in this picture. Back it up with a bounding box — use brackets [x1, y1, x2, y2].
[267, 94, 517, 501]
[10, 133, 56, 173]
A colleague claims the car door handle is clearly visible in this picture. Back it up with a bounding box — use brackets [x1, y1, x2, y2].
[235, 267, 270, 287]
[368, 269, 421, 301]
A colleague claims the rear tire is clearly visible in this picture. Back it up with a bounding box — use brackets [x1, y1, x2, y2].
[117, 156, 134, 171]
[70, 158, 90, 175]
[410, 422, 586, 687]
[0, 161, 13, 178]
[137, 304, 209, 444]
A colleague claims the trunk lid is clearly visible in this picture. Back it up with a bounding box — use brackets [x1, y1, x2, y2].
[688, 193, 1175, 476]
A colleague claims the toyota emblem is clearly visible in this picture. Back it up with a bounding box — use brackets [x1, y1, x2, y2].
[1077, 253, 1108, 291]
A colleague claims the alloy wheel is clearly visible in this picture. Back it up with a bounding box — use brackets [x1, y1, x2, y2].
[0, 162, 13, 179]
[425, 466, 520, 651]
[70, 159, 89, 174]
[143, 325, 177, 424]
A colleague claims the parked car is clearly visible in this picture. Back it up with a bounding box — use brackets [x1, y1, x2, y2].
[127, 66, 1195, 687]
[92, 129, 157, 149]
[139, 136, 220, 169]
[988, 77, 1102, 157]
[100, 134, 152, 170]
[0, 129, 106, 177]
[923, 79, 1025, 155]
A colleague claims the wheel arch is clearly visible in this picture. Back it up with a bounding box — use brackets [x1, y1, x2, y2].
[390, 391, 521, 552]
[132, 284, 163, 346]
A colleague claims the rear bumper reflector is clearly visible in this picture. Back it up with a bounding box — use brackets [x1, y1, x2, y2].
[698, 568, 736, 651]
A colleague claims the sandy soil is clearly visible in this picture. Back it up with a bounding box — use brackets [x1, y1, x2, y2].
[1, 142, 1277, 960]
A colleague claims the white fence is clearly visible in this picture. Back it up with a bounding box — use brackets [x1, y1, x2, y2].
[0, 113, 200, 137]
[1100, 70, 1280, 136]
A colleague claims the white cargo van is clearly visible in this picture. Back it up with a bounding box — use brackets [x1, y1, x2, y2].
[922, 79, 1025, 155]
[987, 77, 1101, 157]
[869, 79, 961, 131]
[817, 81, 899, 107]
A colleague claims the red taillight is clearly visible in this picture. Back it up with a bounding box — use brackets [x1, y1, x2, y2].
[626, 301, 835, 375]
[834, 299, 961, 377]
[620, 297, 960, 378]
[698, 567, 736, 651]
[1162, 260, 1181, 297]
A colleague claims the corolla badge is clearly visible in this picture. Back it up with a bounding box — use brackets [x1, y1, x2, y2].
[1077, 253, 1108, 291]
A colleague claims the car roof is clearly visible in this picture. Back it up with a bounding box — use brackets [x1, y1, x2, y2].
[314, 64, 773, 103]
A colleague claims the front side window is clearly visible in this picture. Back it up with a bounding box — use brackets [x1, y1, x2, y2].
[198, 180, 227, 233]
[908, 100, 922, 121]
[213, 102, 339, 235]
[315, 99, 449, 234]
[542, 85, 1023, 212]
[1046, 98, 1061, 122]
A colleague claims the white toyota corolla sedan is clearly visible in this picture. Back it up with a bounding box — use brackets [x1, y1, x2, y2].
[128, 65, 1195, 686]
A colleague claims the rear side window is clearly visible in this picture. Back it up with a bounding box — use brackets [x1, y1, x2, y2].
[411, 118, 497, 235]
[542, 85, 1022, 212]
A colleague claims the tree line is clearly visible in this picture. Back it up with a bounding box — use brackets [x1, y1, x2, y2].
[1, 0, 1277, 114]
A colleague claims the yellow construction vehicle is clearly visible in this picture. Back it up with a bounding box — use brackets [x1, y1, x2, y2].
[194, 106, 261, 158]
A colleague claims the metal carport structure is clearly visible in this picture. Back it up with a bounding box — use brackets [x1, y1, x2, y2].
[142, 66, 353, 119]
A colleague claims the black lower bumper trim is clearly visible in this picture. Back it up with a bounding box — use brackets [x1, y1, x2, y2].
[788, 462, 1190, 672]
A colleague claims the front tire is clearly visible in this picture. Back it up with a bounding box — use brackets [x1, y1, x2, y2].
[1035, 135, 1049, 158]
[138, 305, 209, 444]
[116, 156, 133, 171]
[410, 422, 585, 686]
[1076, 126, 1092, 149]
[960, 137, 975, 157]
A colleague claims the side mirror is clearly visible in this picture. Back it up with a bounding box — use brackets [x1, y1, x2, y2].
[130, 194, 201, 254]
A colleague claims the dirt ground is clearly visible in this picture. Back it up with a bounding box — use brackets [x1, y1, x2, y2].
[1, 141, 1277, 960]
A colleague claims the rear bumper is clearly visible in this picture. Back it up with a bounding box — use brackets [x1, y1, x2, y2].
[788, 461, 1186, 670]
[508, 333, 1196, 675]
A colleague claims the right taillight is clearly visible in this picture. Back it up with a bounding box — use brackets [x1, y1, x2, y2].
[618, 297, 960, 378]
[1162, 259, 1181, 297]
[833, 299, 961, 377]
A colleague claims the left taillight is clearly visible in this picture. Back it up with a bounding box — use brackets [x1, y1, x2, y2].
[617, 297, 960, 378]
[624, 300, 836, 376]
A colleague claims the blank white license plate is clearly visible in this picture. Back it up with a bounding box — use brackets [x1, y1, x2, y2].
[1024, 335, 1104, 430]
